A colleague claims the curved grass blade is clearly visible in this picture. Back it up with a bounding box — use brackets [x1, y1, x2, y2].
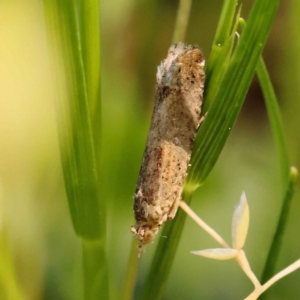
[79, 0, 101, 115]
[229, 21, 293, 296]
[256, 56, 290, 186]
[121, 239, 140, 300]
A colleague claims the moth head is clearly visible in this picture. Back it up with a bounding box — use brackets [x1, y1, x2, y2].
[131, 223, 159, 256]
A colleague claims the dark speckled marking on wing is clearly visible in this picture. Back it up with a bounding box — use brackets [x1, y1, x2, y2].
[131, 42, 205, 251]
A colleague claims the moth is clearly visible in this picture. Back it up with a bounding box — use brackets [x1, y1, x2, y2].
[131, 42, 205, 251]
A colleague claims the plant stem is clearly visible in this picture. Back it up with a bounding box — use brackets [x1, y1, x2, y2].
[203, 0, 238, 112]
[179, 201, 229, 248]
[43, 1, 108, 298]
[260, 167, 298, 285]
[246, 259, 300, 300]
[139, 191, 193, 300]
[172, 0, 193, 43]
[82, 239, 109, 300]
[261, 259, 300, 294]
[236, 250, 261, 289]
[121, 238, 140, 300]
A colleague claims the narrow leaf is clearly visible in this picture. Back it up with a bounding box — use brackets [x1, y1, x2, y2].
[204, 0, 238, 90]
[44, 0, 103, 239]
[43, 1, 108, 299]
[232, 192, 249, 250]
[260, 167, 298, 285]
[191, 248, 238, 260]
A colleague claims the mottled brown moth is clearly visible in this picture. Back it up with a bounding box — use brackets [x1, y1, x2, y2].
[131, 42, 205, 251]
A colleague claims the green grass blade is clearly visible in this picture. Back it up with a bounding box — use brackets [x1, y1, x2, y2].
[79, 0, 102, 194]
[256, 56, 290, 186]
[211, 0, 238, 46]
[139, 191, 193, 300]
[43, 1, 108, 299]
[121, 239, 140, 300]
[79, 0, 100, 114]
[140, 0, 281, 299]
[252, 30, 294, 291]
[239, 18, 289, 187]
[188, 0, 281, 186]
[203, 0, 238, 111]
[44, 0, 103, 239]
[82, 240, 109, 300]
[260, 167, 298, 287]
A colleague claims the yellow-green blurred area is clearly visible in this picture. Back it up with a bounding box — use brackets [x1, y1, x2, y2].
[0, 0, 299, 299]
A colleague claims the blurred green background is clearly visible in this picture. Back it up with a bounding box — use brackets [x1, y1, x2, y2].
[0, 0, 299, 299]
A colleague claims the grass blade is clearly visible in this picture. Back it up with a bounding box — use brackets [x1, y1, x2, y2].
[256, 56, 290, 186]
[260, 167, 298, 287]
[44, 0, 102, 239]
[43, 1, 108, 299]
[188, 0, 281, 186]
[139, 191, 193, 300]
[121, 239, 140, 300]
[240, 20, 292, 294]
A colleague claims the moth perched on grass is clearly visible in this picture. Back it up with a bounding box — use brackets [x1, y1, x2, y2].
[131, 42, 205, 251]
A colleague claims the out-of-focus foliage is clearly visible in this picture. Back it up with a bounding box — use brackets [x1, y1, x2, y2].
[0, 0, 299, 299]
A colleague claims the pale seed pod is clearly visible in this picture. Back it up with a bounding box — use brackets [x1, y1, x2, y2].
[131, 42, 205, 252]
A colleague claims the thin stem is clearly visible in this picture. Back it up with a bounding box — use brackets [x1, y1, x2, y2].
[256, 55, 290, 187]
[139, 191, 193, 300]
[179, 201, 230, 248]
[236, 250, 261, 289]
[121, 238, 140, 300]
[261, 259, 300, 293]
[82, 239, 109, 300]
[79, 0, 100, 114]
[239, 18, 289, 188]
[172, 0, 193, 43]
[245, 259, 300, 300]
[260, 167, 298, 284]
